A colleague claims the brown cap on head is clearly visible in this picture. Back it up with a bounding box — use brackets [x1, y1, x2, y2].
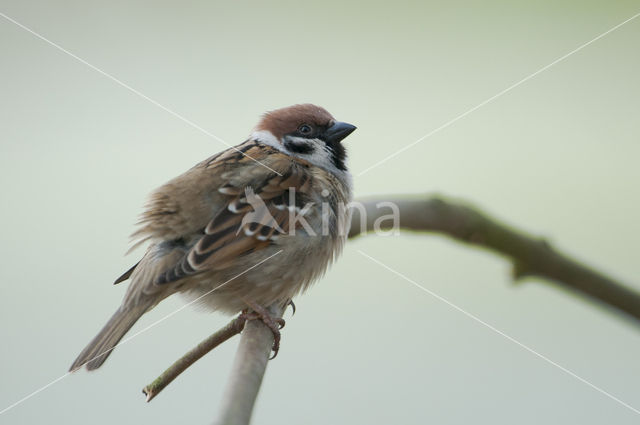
[256, 104, 336, 140]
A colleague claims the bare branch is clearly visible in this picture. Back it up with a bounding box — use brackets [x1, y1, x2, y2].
[349, 194, 640, 323]
[213, 303, 284, 425]
[142, 315, 246, 402]
[142, 193, 640, 424]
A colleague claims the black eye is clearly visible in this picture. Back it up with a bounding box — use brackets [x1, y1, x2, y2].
[298, 124, 313, 135]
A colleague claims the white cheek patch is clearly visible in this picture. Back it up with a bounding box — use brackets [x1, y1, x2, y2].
[249, 130, 350, 178]
[282, 136, 333, 168]
[284, 136, 316, 154]
[250, 130, 283, 151]
[285, 136, 314, 144]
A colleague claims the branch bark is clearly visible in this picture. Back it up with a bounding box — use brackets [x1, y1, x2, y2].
[142, 315, 246, 402]
[349, 194, 640, 322]
[143, 193, 640, 424]
[212, 303, 284, 425]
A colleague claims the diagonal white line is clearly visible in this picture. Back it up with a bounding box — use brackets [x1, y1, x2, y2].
[0, 250, 283, 416]
[356, 11, 640, 177]
[357, 249, 640, 416]
[0, 11, 282, 176]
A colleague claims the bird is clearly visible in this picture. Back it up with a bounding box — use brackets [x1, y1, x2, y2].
[69, 104, 356, 371]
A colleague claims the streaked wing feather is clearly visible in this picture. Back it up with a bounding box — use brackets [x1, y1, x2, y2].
[155, 153, 313, 285]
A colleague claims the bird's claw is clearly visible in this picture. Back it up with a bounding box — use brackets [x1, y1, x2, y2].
[240, 303, 286, 359]
[286, 299, 296, 316]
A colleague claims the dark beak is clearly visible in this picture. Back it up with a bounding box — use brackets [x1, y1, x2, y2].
[324, 121, 356, 144]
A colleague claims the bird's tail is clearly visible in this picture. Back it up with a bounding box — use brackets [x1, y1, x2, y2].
[69, 302, 151, 371]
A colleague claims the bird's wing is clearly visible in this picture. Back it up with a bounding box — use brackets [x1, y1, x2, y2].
[155, 154, 314, 285]
[118, 143, 314, 295]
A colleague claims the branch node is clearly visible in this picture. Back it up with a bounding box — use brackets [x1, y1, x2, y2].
[512, 261, 534, 283]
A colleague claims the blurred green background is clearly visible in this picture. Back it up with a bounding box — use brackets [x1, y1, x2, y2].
[1, 1, 639, 424]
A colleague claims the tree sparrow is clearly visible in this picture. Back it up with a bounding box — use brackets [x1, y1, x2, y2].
[70, 104, 356, 371]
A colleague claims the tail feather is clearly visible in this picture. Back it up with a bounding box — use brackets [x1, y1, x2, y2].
[70, 303, 150, 371]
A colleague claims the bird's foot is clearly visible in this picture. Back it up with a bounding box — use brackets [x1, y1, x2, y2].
[240, 302, 285, 359]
